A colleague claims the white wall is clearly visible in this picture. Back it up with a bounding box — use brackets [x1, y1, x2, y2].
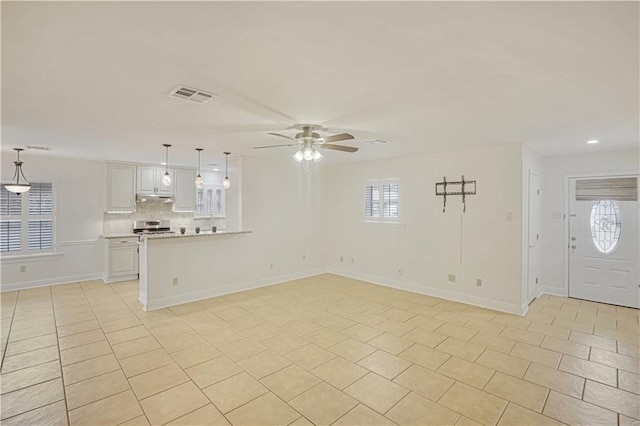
[1, 154, 105, 290]
[540, 148, 640, 295]
[522, 145, 543, 305]
[140, 156, 327, 309]
[325, 144, 526, 314]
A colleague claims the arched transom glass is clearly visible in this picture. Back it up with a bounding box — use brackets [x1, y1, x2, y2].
[589, 200, 621, 254]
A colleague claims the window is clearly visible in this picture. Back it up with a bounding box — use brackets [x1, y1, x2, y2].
[195, 184, 225, 218]
[365, 180, 400, 221]
[1, 183, 55, 255]
[590, 200, 621, 254]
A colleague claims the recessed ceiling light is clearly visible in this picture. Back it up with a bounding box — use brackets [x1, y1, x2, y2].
[213, 168, 219, 171]
[160, 162, 167, 165]
[587, 140, 599, 144]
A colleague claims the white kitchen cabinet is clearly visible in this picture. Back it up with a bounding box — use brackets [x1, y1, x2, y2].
[174, 168, 196, 212]
[137, 166, 174, 194]
[104, 237, 139, 283]
[105, 162, 136, 213]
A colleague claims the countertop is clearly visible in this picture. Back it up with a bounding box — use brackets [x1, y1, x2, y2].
[140, 230, 251, 240]
[102, 233, 138, 239]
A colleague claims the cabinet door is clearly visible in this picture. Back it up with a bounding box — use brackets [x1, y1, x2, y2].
[174, 168, 196, 212]
[156, 168, 175, 195]
[105, 163, 136, 212]
[137, 167, 156, 193]
[109, 246, 139, 276]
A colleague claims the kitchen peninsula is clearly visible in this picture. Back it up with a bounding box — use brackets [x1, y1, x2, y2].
[138, 230, 252, 310]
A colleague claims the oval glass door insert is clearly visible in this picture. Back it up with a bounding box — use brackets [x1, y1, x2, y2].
[590, 200, 621, 254]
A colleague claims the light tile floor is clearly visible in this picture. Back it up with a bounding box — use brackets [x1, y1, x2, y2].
[1, 274, 638, 425]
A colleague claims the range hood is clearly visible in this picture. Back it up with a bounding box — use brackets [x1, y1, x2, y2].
[136, 194, 174, 203]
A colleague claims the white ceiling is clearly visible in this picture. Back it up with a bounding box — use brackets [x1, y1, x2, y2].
[2, 1, 638, 166]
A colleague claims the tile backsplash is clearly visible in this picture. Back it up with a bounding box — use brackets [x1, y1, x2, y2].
[103, 203, 225, 236]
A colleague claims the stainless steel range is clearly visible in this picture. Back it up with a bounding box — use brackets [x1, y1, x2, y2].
[133, 220, 175, 235]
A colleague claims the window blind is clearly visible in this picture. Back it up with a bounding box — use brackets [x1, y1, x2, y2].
[0, 187, 22, 216]
[196, 188, 205, 214]
[576, 177, 638, 201]
[28, 220, 53, 250]
[28, 183, 53, 214]
[0, 220, 21, 252]
[382, 184, 399, 218]
[365, 185, 380, 217]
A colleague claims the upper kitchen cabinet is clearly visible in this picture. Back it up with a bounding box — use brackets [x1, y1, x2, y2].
[174, 168, 196, 212]
[105, 162, 136, 213]
[137, 166, 174, 195]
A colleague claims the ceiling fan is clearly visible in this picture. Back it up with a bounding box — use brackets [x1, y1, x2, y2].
[253, 124, 357, 162]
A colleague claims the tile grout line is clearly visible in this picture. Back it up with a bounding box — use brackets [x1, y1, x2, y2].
[49, 285, 72, 426]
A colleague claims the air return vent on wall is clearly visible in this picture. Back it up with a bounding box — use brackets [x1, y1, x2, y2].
[168, 86, 216, 103]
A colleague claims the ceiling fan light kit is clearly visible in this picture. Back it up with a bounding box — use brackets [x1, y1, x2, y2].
[255, 124, 357, 163]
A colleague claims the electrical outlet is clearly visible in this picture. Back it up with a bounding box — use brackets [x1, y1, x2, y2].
[397, 268, 404, 276]
[448, 274, 456, 283]
[20, 265, 26, 273]
[302, 253, 306, 260]
[476, 278, 482, 287]
[340, 256, 344, 262]
[270, 263, 274, 270]
[172, 277, 178, 286]
[351, 258, 354, 264]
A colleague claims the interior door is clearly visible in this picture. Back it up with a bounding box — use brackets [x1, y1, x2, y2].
[527, 171, 540, 302]
[569, 177, 639, 308]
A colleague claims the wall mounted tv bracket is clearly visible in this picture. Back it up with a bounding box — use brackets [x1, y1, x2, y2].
[436, 175, 477, 213]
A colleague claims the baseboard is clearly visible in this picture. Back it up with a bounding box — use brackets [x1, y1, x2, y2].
[103, 274, 139, 284]
[328, 268, 528, 316]
[1, 273, 104, 292]
[539, 285, 568, 297]
[144, 268, 327, 311]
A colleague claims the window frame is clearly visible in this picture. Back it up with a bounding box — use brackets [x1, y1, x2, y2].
[364, 179, 401, 223]
[194, 183, 226, 219]
[0, 181, 57, 257]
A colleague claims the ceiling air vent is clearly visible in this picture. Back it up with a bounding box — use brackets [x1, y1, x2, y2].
[26, 145, 52, 151]
[168, 86, 216, 104]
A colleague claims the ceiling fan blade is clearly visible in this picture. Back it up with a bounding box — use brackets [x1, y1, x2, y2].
[321, 133, 355, 144]
[268, 132, 296, 141]
[319, 144, 358, 153]
[253, 144, 297, 150]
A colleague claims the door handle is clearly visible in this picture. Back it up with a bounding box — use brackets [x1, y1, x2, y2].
[571, 245, 577, 249]
[571, 237, 576, 241]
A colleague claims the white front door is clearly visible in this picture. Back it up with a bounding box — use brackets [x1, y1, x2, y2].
[569, 177, 639, 308]
[527, 171, 540, 302]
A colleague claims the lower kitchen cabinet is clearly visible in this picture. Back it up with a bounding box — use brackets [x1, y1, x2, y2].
[104, 237, 139, 283]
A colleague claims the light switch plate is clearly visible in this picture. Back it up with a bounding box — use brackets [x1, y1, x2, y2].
[552, 211, 563, 220]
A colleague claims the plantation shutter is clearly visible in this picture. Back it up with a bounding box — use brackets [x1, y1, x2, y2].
[196, 188, 205, 214]
[576, 177, 638, 201]
[365, 185, 380, 217]
[0, 187, 22, 252]
[28, 183, 54, 250]
[382, 184, 399, 218]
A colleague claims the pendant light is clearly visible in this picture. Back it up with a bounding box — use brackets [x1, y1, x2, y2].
[222, 152, 231, 189]
[5, 148, 31, 194]
[195, 148, 204, 188]
[162, 144, 172, 186]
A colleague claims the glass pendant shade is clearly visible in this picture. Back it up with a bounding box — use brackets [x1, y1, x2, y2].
[313, 150, 323, 162]
[303, 147, 314, 161]
[195, 148, 204, 188]
[162, 172, 172, 186]
[293, 150, 304, 163]
[5, 148, 31, 194]
[162, 144, 172, 185]
[222, 152, 231, 189]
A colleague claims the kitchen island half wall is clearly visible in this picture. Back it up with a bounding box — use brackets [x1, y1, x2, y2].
[138, 231, 323, 310]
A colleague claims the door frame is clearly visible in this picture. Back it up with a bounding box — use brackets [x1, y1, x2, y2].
[527, 170, 540, 303]
[563, 170, 639, 299]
